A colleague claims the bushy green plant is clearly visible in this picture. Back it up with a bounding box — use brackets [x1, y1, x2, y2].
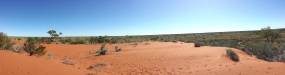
[23, 38, 46, 56]
[0, 32, 13, 50]
[226, 49, 239, 62]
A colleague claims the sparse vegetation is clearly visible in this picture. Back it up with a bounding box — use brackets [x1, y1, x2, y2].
[70, 39, 86, 44]
[47, 29, 62, 43]
[95, 44, 108, 56]
[194, 42, 201, 47]
[7, 27, 285, 62]
[115, 46, 122, 52]
[23, 38, 46, 56]
[11, 45, 22, 53]
[259, 27, 281, 44]
[226, 49, 239, 62]
[0, 32, 13, 50]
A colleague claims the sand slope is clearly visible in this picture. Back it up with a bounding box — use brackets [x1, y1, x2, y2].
[0, 51, 84, 75]
[1, 42, 285, 75]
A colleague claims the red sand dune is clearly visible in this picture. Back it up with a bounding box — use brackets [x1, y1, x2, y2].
[0, 51, 84, 75]
[1, 42, 285, 75]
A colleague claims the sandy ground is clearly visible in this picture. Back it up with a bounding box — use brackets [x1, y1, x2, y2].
[1, 42, 285, 75]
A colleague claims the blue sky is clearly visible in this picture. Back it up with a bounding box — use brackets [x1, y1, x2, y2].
[0, 0, 285, 36]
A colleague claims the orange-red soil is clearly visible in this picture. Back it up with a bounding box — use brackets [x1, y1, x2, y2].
[1, 42, 285, 75]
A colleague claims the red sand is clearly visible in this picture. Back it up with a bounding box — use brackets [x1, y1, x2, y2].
[0, 51, 84, 75]
[1, 42, 285, 75]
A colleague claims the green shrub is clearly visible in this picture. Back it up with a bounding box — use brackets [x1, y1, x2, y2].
[0, 32, 13, 50]
[23, 38, 46, 56]
[226, 49, 239, 62]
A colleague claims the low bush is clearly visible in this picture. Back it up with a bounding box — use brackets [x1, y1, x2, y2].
[194, 42, 201, 47]
[0, 32, 13, 50]
[226, 49, 239, 62]
[245, 43, 279, 61]
[95, 44, 108, 56]
[23, 38, 46, 56]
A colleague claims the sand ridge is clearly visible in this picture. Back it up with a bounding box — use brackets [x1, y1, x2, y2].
[1, 42, 285, 75]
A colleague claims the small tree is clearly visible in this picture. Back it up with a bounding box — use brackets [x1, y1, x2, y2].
[47, 29, 62, 43]
[259, 27, 280, 44]
[23, 38, 46, 56]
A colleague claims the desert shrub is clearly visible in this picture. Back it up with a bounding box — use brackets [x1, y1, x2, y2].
[259, 27, 280, 44]
[245, 42, 279, 61]
[16, 38, 22, 41]
[0, 32, 13, 50]
[59, 38, 72, 44]
[97, 36, 109, 43]
[70, 39, 86, 44]
[194, 42, 201, 47]
[95, 44, 108, 56]
[110, 38, 119, 44]
[89, 37, 97, 44]
[88, 36, 111, 44]
[150, 37, 160, 41]
[11, 45, 22, 53]
[115, 46, 122, 52]
[23, 38, 46, 56]
[226, 49, 240, 62]
[241, 27, 282, 61]
[195, 39, 239, 48]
